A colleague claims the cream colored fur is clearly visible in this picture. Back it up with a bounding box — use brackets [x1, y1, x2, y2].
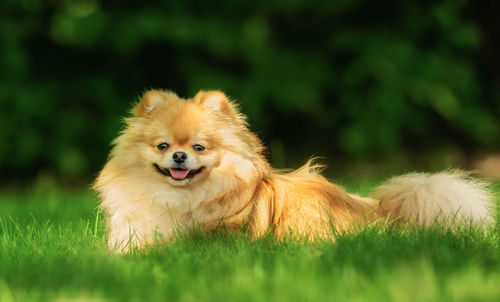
[94, 90, 496, 252]
[374, 171, 495, 228]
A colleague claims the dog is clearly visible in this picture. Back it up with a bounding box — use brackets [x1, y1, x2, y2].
[94, 90, 495, 251]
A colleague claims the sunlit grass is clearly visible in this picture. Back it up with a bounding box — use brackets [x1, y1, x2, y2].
[0, 182, 498, 301]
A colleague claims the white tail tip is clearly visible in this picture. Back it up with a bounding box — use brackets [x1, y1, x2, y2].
[373, 171, 496, 228]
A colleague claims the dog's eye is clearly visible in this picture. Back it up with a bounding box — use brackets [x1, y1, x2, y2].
[157, 143, 169, 151]
[193, 144, 205, 152]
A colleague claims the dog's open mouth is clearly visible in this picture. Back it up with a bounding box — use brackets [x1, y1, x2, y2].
[154, 164, 204, 181]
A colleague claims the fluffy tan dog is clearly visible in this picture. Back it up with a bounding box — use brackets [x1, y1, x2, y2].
[94, 90, 495, 251]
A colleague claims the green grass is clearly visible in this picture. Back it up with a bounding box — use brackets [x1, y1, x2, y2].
[0, 182, 499, 302]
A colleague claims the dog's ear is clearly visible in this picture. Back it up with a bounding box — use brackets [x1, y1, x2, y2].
[194, 90, 239, 119]
[134, 90, 175, 117]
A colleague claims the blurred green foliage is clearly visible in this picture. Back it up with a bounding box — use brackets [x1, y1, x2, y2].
[0, 0, 499, 181]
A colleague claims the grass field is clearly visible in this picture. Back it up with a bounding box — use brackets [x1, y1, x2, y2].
[0, 181, 499, 302]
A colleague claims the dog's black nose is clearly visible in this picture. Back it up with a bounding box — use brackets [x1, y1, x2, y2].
[173, 151, 187, 163]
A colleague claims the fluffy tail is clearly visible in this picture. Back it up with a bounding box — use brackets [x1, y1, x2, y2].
[373, 171, 496, 228]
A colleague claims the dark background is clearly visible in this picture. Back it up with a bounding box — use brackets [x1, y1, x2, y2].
[1, 0, 499, 183]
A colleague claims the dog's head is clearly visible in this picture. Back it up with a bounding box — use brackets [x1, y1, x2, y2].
[115, 90, 266, 187]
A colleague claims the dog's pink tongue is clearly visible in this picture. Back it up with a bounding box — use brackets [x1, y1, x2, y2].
[169, 169, 190, 180]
